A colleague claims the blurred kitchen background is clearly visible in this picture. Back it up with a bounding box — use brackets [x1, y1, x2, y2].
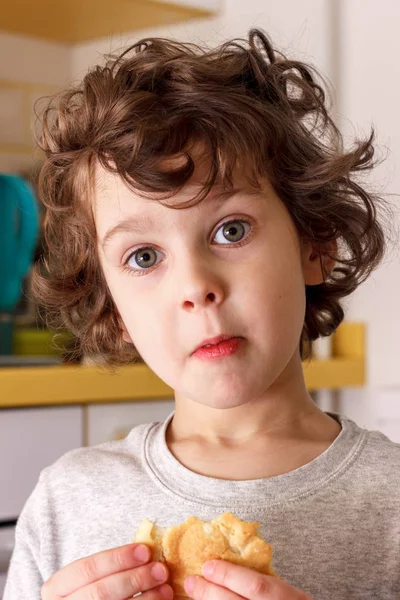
[1, 0, 400, 595]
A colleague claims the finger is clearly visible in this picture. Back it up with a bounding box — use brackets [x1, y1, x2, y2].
[142, 583, 174, 600]
[42, 544, 151, 598]
[68, 561, 169, 600]
[202, 561, 311, 600]
[185, 575, 244, 600]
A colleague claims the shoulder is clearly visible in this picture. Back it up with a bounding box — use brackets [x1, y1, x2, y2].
[362, 425, 400, 467]
[40, 421, 157, 489]
[344, 418, 400, 493]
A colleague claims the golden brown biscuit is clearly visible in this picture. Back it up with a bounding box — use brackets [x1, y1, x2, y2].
[134, 512, 275, 598]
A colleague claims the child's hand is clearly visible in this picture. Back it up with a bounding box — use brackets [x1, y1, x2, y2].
[184, 560, 312, 600]
[41, 543, 173, 600]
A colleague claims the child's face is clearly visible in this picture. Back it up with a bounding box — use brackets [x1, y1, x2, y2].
[94, 162, 321, 410]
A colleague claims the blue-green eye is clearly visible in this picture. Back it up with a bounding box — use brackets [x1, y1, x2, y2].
[127, 247, 160, 270]
[214, 220, 251, 244]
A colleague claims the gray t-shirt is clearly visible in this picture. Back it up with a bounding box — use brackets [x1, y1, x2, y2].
[4, 412, 400, 599]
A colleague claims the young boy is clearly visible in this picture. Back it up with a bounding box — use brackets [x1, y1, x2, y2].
[4, 29, 400, 600]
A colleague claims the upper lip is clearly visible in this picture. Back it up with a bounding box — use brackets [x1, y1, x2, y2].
[191, 334, 238, 354]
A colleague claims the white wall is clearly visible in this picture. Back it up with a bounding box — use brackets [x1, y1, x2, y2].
[339, 0, 400, 387]
[336, 0, 400, 439]
[0, 32, 71, 174]
[0, 32, 70, 86]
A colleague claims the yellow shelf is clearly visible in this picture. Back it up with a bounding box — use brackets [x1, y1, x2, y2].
[0, 323, 365, 408]
[303, 357, 364, 391]
[0, 0, 216, 44]
[0, 363, 172, 407]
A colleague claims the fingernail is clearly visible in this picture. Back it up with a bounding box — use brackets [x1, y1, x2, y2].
[133, 545, 150, 562]
[152, 563, 168, 581]
[159, 584, 174, 600]
[184, 576, 196, 595]
[203, 561, 215, 577]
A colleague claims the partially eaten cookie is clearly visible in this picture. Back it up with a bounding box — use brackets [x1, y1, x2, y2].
[134, 512, 275, 598]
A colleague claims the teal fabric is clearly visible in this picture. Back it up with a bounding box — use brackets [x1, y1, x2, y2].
[0, 174, 39, 312]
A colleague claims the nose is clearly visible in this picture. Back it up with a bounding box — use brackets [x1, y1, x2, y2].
[178, 257, 225, 313]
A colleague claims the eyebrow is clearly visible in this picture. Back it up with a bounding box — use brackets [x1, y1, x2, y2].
[99, 187, 261, 251]
[100, 215, 158, 250]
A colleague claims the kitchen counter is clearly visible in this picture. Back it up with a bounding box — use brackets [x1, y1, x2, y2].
[0, 322, 365, 408]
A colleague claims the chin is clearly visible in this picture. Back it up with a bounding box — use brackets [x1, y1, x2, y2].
[206, 398, 252, 410]
[193, 378, 266, 411]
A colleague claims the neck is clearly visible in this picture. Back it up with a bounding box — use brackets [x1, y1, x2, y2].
[166, 353, 341, 479]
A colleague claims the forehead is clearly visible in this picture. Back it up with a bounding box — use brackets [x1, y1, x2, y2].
[93, 160, 265, 224]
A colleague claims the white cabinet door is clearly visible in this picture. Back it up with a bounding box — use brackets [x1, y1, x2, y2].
[87, 400, 175, 446]
[0, 406, 83, 520]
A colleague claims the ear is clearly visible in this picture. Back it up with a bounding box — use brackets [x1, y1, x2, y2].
[301, 239, 337, 285]
[117, 313, 134, 344]
[121, 327, 134, 344]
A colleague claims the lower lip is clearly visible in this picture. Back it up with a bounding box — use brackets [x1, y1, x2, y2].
[192, 337, 243, 360]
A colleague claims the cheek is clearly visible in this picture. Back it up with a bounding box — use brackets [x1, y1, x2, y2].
[102, 267, 154, 341]
[107, 275, 175, 368]
[119, 293, 158, 343]
[245, 245, 306, 339]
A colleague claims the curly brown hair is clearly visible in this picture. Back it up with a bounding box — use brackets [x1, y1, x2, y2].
[32, 28, 386, 365]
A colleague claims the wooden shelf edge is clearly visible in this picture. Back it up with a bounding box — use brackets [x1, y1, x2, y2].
[0, 356, 364, 408]
[303, 357, 365, 391]
[0, 322, 366, 408]
[1, 0, 216, 44]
